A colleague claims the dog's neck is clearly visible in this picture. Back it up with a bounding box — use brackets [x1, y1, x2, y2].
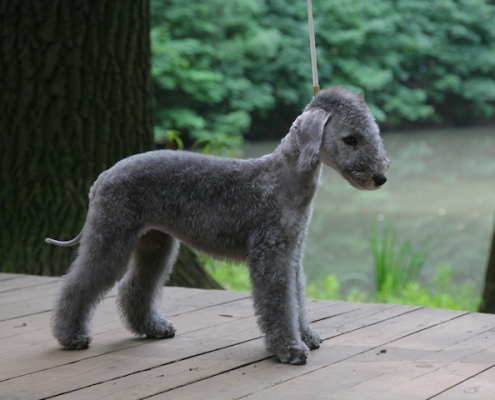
[270, 130, 323, 201]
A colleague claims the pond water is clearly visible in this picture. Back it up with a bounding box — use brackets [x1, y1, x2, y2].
[243, 127, 495, 295]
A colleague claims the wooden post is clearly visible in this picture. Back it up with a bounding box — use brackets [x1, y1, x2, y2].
[479, 215, 495, 313]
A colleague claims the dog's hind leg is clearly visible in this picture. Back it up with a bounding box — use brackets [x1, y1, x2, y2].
[51, 227, 137, 350]
[117, 230, 179, 339]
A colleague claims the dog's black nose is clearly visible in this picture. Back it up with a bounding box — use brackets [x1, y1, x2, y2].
[373, 174, 387, 187]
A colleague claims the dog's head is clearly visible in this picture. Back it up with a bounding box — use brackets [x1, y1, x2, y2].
[292, 86, 389, 190]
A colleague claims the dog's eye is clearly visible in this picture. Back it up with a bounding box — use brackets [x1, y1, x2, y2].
[342, 136, 357, 146]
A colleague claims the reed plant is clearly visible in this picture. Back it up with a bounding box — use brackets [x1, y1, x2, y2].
[370, 220, 430, 293]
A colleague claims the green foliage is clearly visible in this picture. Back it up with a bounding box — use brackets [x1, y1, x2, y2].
[374, 264, 481, 311]
[154, 128, 184, 150]
[312, 0, 495, 125]
[306, 274, 340, 300]
[371, 220, 430, 292]
[151, 0, 278, 149]
[151, 0, 495, 144]
[367, 220, 480, 310]
[306, 264, 480, 311]
[191, 135, 243, 157]
[206, 257, 481, 311]
[202, 256, 251, 292]
[201, 217, 480, 312]
[306, 221, 481, 311]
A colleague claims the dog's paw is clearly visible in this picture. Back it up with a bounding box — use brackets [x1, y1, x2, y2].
[144, 318, 176, 339]
[273, 341, 310, 365]
[60, 333, 92, 350]
[301, 326, 322, 350]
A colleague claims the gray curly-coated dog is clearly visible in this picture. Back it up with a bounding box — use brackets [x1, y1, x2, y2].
[46, 86, 389, 365]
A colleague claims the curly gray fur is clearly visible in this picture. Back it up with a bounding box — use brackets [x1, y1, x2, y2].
[47, 86, 389, 365]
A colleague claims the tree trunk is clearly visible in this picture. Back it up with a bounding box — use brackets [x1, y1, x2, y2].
[168, 245, 222, 289]
[479, 216, 495, 313]
[0, 0, 221, 290]
[1, 0, 153, 275]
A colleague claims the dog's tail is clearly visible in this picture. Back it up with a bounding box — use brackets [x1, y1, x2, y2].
[45, 231, 83, 247]
[45, 170, 106, 248]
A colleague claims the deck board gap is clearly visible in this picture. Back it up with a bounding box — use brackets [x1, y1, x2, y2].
[41, 337, 273, 400]
[0, 281, 60, 294]
[0, 309, 52, 323]
[139, 355, 275, 400]
[426, 364, 495, 399]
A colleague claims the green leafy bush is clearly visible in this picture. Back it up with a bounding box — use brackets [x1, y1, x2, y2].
[151, 0, 495, 145]
[151, 0, 278, 149]
[293, 0, 495, 126]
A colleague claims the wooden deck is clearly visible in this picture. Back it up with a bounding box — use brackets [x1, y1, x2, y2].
[1, 273, 495, 399]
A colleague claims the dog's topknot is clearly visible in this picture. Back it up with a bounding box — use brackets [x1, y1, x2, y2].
[305, 86, 375, 130]
[305, 86, 365, 111]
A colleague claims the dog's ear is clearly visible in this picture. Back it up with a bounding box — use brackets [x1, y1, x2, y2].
[292, 108, 332, 171]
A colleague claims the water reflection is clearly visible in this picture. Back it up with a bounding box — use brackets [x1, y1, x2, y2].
[243, 127, 495, 294]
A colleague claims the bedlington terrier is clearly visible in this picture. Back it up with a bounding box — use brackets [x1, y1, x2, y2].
[46, 86, 389, 365]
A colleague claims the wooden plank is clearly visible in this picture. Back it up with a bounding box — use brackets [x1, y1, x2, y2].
[0, 273, 25, 282]
[4, 273, 494, 400]
[0, 287, 120, 344]
[387, 328, 495, 400]
[0, 282, 60, 321]
[0, 301, 349, 399]
[323, 312, 495, 400]
[240, 311, 495, 400]
[163, 287, 250, 312]
[0, 307, 260, 399]
[49, 303, 420, 400]
[0, 274, 243, 323]
[0, 286, 249, 340]
[0, 279, 59, 307]
[0, 285, 234, 350]
[0, 300, 120, 353]
[54, 302, 359, 400]
[0, 287, 248, 344]
[154, 307, 465, 400]
[0, 274, 58, 293]
[0, 288, 251, 380]
[433, 365, 495, 399]
[55, 335, 271, 400]
[0, 283, 122, 323]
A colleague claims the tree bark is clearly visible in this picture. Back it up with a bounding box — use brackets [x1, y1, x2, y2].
[0, 0, 222, 289]
[1, 0, 153, 275]
[479, 216, 495, 313]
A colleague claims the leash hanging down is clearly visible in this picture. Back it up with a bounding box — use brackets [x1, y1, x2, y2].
[306, 0, 319, 96]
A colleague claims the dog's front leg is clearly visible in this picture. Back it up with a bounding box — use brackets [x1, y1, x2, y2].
[295, 257, 322, 350]
[248, 247, 310, 365]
